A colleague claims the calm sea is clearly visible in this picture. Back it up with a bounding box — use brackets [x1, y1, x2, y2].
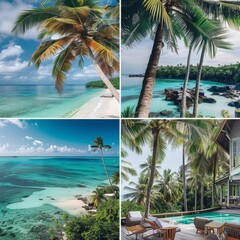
[122, 75, 235, 117]
[0, 84, 103, 118]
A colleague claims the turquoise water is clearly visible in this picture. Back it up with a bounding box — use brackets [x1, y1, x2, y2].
[0, 156, 119, 240]
[122, 76, 236, 117]
[166, 212, 240, 224]
[0, 84, 103, 118]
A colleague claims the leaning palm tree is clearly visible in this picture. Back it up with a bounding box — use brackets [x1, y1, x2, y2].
[12, 0, 120, 102]
[122, 0, 217, 117]
[91, 137, 115, 197]
[193, 24, 231, 117]
[92, 188, 104, 207]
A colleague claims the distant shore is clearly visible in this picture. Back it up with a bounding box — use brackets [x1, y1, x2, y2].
[70, 89, 119, 118]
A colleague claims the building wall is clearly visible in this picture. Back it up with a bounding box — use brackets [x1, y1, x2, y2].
[230, 122, 240, 139]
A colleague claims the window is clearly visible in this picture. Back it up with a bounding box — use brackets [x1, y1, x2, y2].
[232, 139, 240, 168]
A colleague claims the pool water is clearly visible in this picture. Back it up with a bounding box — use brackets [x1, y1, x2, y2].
[166, 212, 240, 224]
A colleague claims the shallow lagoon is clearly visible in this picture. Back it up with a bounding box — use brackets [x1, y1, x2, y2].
[0, 84, 103, 118]
[0, 156, 119, 240]
[122, 76, 236, 117]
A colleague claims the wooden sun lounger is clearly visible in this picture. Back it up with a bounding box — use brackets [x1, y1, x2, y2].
[126, 225, 147, 240]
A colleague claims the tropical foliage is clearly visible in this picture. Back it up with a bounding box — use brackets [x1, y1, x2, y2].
[121, 119, 229, 216]
[13, 0, 120, 101]
[122, 0, 240, 118]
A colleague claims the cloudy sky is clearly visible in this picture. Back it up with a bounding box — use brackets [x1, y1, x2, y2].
[0, 119, 119, 156]
[0, 0, 114, 84]
[122, 27, 240, 74]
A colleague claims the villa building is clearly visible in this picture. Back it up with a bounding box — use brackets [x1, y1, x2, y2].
[216, 120, 240, 208]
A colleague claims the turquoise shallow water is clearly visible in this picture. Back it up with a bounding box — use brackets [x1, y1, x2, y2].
[0, 156, 119, 240]
[0, 84, 103, 118]
[166, 212, 240, 224]
[122, 76, 236, 117]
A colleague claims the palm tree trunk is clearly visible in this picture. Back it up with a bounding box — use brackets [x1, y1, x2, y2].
[85, 44, 120, 102]
[135, 23, 164, 118]
[201, 180, 204, 210]
[100, 149, 116, 197]
[212, 156, 217, 206]
[144, 128, 159, 218]
[181, 44, 193, 118]
[195, 176, 197, 211]
[182, 143, 188, 212]
[193, 42, 206, 117]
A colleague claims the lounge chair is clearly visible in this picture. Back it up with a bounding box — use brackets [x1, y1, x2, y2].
[144, 218, 179, 240]
[223, 222, 240, 240]
[126, 211, 144, 227]
[194, 217, 213, 234]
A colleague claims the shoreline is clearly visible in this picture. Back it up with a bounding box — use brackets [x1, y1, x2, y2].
[69, 89, 119, 118]
[6, 187, 94, 216]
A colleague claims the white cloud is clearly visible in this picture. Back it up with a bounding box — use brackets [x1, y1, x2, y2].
[0, 1, 38, 40]
[0, 143, 9, 152]
[33, 140, 43, 146]
[0, 45, 23, 60]
[72, 65, 98, 79]
[36, 64, 52, 80]
[0, 119, 25, 128]
[17, 146, 45, 154]
[25, 136, 33, 140]
[46, 145, 80, 153]
[0, 44, 28, 74]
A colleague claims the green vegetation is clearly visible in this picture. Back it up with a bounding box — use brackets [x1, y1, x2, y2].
[121, 120, 228, 217]
[122, 0, 240, 118]
[155, 63, 240, 84]
[64, 199, 119, 240]
[86, 77, 119, 90]
[13, 0, 120, 102]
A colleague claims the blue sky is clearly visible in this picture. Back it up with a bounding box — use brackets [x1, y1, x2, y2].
[0, 119, 119, 156]
[0, 0, 117, 84]
[122, 28, 240, 74]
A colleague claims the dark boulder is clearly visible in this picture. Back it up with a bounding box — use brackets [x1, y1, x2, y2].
[203, 98, 217, 103]
[159, 110, 173, 117]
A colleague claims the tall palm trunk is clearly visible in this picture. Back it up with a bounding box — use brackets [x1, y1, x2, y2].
[201, 179, 204, 210]
[193, 42, 207, 117]
[144, 128, 159, 218]
[181, 44, 193, 118]
[182, 143, 188, 211]
[195, 175, 197, 211]
[100, 149, 116, 197]
[86, 44, 120, 102]
[135, 23, 164, 118]
[212, 155, 217, 206]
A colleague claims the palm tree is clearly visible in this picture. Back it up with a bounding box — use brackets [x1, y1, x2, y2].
[91, 137, 115, 197]
[122, 119, 180, 217]
[158, 169, 180, 203]
[192, 25, 231, 117]
[92, 188, 104, 207]
[124, 173, 148, 206]
[112, 172, 119, 185]
[122, 0, 217, 117]
[121, 149, 137, 182]
[140, 155, 162, 178]
[12, 0, 120, 102]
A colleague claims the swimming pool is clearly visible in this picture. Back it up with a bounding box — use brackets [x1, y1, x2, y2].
[166, 212, 240, 224]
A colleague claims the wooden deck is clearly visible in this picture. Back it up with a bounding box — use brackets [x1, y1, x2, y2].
[121, 224, 204, 240]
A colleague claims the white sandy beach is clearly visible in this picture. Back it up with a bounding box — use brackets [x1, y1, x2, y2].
[71, 89, 119, 118]
[6, 187, 92, 216]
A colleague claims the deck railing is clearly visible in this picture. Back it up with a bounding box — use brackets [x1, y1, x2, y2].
[121, 207, 221, 223]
